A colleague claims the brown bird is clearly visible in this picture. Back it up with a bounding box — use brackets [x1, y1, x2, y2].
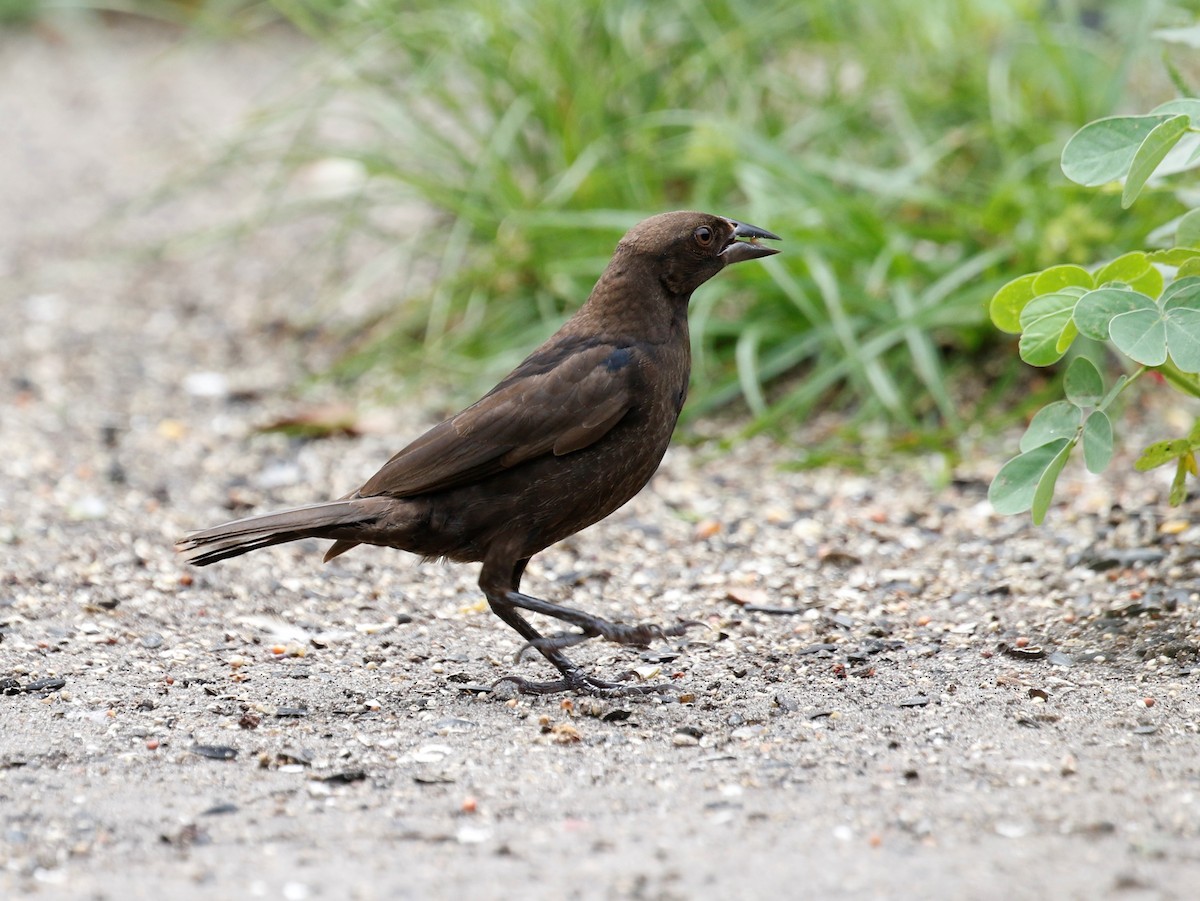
[178, 211, 780, 695]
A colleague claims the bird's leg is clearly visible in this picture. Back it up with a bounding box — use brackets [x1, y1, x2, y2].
[514, 629, 597, 660]
[479, 556, 685, 697]
[503, 591, 702, 650]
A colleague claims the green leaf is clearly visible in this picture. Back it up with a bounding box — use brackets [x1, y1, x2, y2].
[1082, 410, 1113, 473]
[1160, 278, 1200, 372]
[1129, 266, 1165, 298]
[989, 439, 1072, 516]
[1167, 311, 1200, 372]
[1031, 440, 1073, 525]
[1149, 247, 1200, 266]
[1093, 251, 1163, 297]
[1019, 401, 1081, 452]
[1055, 320, 1078, 354]
[1064, 356, 1103, 406]
[1152, 98, 1200, 125]
[1018, 292, 1079, 365]
[1032, 265, 1093, 295]
[1095, 251, 1150, 285]
[1177, 209, 1200, 249]
[1179, 257, 1200, 279]
[1170, 456, 1190, 506]
[1160, 275, 1200, 304]
[1122, 115, 1191, 208]
[1109, 307, 1169, 365]
[1073, 287, 1156, 341]
[1061, 115, 1177, 186]
[1134, 438, 1192, 471]
[989, 273, 1037, 335]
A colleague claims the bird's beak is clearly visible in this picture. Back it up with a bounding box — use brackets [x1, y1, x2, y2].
[720, 220, 781, 264]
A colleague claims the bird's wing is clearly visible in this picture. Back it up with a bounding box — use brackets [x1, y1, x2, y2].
[356, 341, 639, 498]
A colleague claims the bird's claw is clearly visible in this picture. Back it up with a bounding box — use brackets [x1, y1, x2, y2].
[490, 669, 681, 699]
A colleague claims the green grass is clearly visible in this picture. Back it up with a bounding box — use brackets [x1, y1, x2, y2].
[201, 0, 1200, 437]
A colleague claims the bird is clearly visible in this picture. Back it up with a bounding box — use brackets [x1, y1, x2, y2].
[177, 211, 780, 696]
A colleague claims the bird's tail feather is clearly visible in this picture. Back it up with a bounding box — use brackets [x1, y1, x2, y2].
[176, 500, 373, 567]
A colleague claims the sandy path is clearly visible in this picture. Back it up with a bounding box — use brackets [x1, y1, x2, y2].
[3, 18, 1200, 901]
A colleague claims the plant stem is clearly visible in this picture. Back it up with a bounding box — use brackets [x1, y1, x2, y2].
[1156, 360, 1200, 399]
[1098, 365, 1145, 412]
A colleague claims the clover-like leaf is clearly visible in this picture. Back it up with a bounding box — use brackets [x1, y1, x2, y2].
[1055, 320, 1079, 354]
[1019, 401, 1081, 452]
[990, 273, 1037, 335]
[1018, 292, 1080, 365]
[1032, 265, 1093, 295]
[1122, 114, 1190, 207]
[989, 438, 1073, 517]
[1095, 251, 1150, 285]
[1082, 410, 1113, 474]
[1149, 247, 1200, 266]
[1134, 424, 1200, 504]
[1166, 311, 1200, 370]
[1062, 115, 1178, 186]
[1160, 278, 1200, 372]
[1134, 438, 1194, 471]
[1072, 287, 1155, 341]
[1153, 98, 1200, 125]
[1109, 307, 1169, 365]
[1031, 440, 1073, 525]
[1171, 456, 1191, 506]
[1063, 356, 1103, 406]
[1160, 275, 1200, 304]
[1129, 265, 1165, 297]
[1092, 250, 1163, 297]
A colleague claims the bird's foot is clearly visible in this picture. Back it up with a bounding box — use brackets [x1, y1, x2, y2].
[491, 667, 680, 699]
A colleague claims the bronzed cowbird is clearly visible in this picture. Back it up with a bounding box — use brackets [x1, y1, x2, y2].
[178, 211, 780, 695]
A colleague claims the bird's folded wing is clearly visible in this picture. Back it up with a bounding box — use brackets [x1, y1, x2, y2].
[355, 342, 637, 498]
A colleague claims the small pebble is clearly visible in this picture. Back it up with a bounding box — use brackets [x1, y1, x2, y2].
[183, 371, 229, 398]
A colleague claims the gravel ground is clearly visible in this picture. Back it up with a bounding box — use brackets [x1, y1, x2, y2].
[5, 18, 1200, 901]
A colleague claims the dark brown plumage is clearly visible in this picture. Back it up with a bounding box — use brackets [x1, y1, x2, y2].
[178, 211, 780, 695]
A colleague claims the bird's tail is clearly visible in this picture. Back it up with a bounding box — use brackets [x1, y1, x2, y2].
[176, 499, 382, 567]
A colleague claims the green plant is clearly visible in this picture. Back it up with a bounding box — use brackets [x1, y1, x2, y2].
[988, 98, 1200, 522]
[216, 0, 1183, 434]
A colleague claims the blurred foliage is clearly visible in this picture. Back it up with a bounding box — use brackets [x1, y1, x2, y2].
[0, 0, 279, 31]
[0, 0, 40, 24]
[57, 0, 1200, 440]
[987, 95, 1200, 522]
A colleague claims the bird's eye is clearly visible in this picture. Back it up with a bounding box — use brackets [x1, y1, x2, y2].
[693, 226, 714, 246]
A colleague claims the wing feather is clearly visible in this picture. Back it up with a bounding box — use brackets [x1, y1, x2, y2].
[355, 341, 638, 498]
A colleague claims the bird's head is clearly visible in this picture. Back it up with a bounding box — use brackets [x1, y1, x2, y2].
[615, 211, 781, 297]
